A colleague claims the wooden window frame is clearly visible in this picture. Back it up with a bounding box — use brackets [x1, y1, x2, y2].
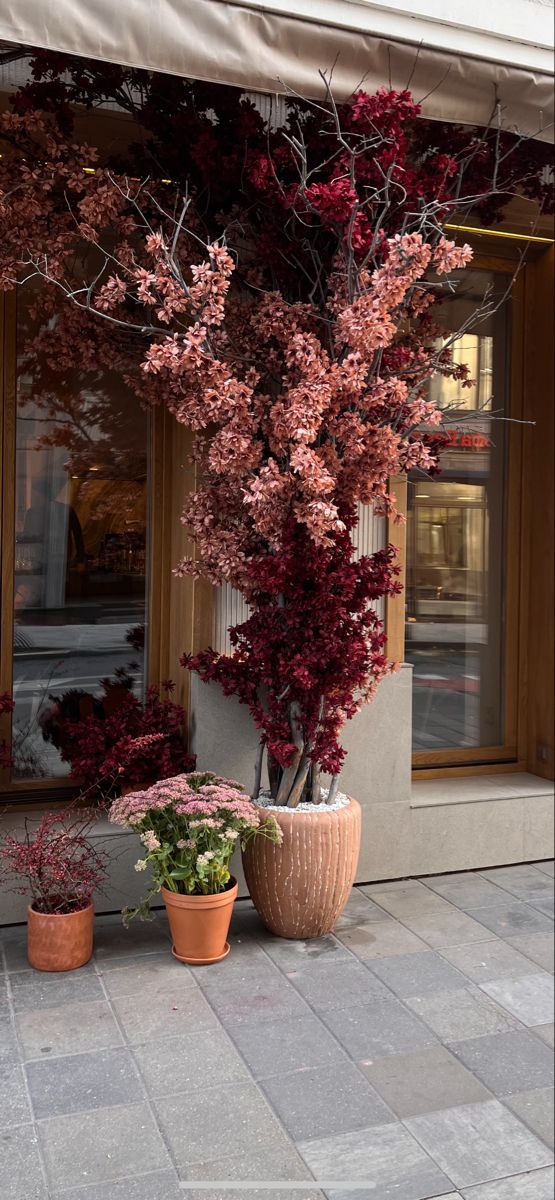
[386, 251, 528, 777]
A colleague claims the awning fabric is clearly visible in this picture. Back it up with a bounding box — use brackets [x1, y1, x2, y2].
[0, 0, 553, 139]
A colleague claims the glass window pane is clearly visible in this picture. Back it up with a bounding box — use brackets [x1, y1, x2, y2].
[406, 270, 507, 753]
[11, 283, 149, 780]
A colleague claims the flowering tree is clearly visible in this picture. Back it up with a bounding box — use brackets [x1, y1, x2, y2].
[0, 70, 551, 805]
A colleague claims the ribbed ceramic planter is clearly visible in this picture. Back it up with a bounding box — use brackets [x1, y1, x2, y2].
[242, 797, 361, 939]
[162, 878, 238, 965]
[27, 903, 94, 972]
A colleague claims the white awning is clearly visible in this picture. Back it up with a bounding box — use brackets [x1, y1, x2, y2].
[0, 0, 552, 138]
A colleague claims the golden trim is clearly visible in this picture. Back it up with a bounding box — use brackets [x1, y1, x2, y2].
[445, 223, 554, 245]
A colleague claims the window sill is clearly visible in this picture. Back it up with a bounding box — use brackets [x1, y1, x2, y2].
[411, 771, 554, 809]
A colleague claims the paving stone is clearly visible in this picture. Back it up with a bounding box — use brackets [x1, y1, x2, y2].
[480, 972, 554, 1026]
[336, 920, 429, 959]
[133, 1026, 248, 1095]
[508, 933, 554, 973]
[283, 958, 391, 1012]
[532, 1023, 554, 1047]
[526, 894, 555, 919]
[439, 939, 540, 984]
[16, 999, 123, 1060]
[177, 1189, 323, 1199]
[259, 1060, 394, 1140]
[362, 882, 455, 919]
[0, 1010, 20, 1066]
[225, 1012, 346, 1078]
[0, 1123, 47, 1199]
[467, 903, 552, 939]
[0, 1062, 33, 1127]
[297, 1121, 452, 1200]
[369, 950, 468, 998]
[229, 900, 269, 940]
[462, 1167, 555, 1200]
[406, 1099, 553, 1188]
[321, 996, 437, 1060]
[98, 953, 198, 997]
[111, 984, 218, 1043]
[503, 1089, 555, 1150]
[423, 873, 511, 910]
[334, 889, 394, 928]
[153, 1079, 298, 1169]
[180, 1146, 321, 1197]
[361, 1044, 490, 1118]
[197, 964, 310, 1026]
[400, 909, 492, 948]
[0, 932, 33, 973]
[362, 879, 418, 893]
[480, 866, 554, 900]
[406, 987, 519, 1042]
[9, 967, 103, 1012]
[190, 939, 270, 979]
[49, 1172, 184, 1200]
[262, 932, 351, 969]
[26, 1046, 144, 1118]
[451, 1030, 554, 1095]
[535, 861, 554, 877]
[39, 1101, 171, 1191]
[93, 913, 171, 960]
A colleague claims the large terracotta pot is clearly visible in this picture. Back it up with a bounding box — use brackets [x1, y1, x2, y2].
[27, 903, 94, 972]
[162, 878, 238, 965]
[242, 797, 361, 939]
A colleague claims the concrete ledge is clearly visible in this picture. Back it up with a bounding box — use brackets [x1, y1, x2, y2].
[407, 791, 554, 879]
[411, 772, 555, 808]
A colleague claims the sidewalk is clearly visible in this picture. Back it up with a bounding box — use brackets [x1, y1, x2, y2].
[1, 863, 553, 1199]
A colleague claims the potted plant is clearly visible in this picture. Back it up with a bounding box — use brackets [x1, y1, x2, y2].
[0, 809, 108, 971]
[1, 71, 550, 938]
[109, 771, 281, 963]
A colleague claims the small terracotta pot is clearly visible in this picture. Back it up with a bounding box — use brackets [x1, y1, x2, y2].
[242, 798, 361, 939]
[161, 879, 238, 965]
[27, 903, 94, 972]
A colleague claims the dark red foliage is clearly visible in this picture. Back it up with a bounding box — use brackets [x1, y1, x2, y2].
[7, 54, 553, 302]
[40, 678, 195, 792]
[0, 808, 108, 914]
[184, 521, 401, 776]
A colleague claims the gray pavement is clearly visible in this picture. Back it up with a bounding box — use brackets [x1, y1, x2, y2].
[1, 862, 553, 1199]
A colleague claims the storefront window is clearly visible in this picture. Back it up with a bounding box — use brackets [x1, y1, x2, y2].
[10, 286, 149, 780]
[406, 270, 508, 755]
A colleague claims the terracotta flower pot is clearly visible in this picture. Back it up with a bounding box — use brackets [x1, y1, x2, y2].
[161, 878, 238, 965]
[27, 903, 94, 972]
[242, 797, 361, 939]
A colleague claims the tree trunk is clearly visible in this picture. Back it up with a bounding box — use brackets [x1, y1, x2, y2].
[267, 753, 282, 801]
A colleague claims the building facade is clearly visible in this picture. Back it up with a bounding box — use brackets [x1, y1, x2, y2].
[0, 0, 553, 920]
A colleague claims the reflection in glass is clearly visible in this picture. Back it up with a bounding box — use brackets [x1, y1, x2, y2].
[406, 271, 507, 753]
[12, 284, 148, 780]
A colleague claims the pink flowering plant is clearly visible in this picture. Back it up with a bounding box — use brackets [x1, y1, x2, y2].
[109, 771, 282, 919]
